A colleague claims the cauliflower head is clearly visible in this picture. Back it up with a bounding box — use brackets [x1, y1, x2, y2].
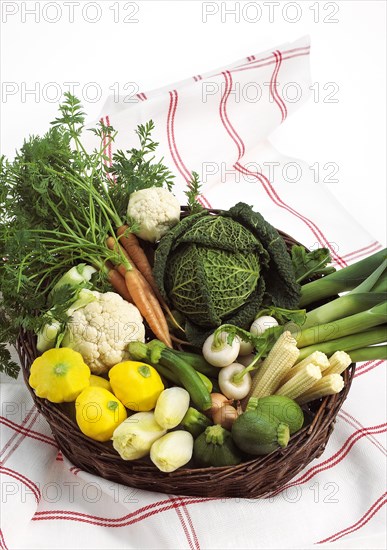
[62, 291, 145, 374]
[127, 187, 180, 242]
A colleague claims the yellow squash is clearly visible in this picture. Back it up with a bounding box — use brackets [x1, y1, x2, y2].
[109, 361, 164, 412]
[29, 348, 90, 403]
[89, 374, 112, 392]
[75, 386, 127, 442]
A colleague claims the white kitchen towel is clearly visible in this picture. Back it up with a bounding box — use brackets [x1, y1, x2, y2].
[1, 36, 386, 550]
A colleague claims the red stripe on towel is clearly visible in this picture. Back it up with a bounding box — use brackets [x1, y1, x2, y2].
[0, 529, 9, 550]
[32, 497, 217, 527]
[167, 90, 212, 209]
[270, 51, 287, 122]
[338, 410, 387, 456]
[0, 466, 41, 503]
[0, 409, 40, 464]
[354, 360, 385, 378]
[0, 416, 57, 449]
[272, 423, 387, 496]
[317, 493, 387, 544]
[219, 70, 347, 268]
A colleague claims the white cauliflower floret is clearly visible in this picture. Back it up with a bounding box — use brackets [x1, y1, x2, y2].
[127, 187, 180, 242]
[62, 291, 145, 374]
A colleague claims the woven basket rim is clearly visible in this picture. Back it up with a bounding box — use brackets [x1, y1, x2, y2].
[17, 216, 355, 498]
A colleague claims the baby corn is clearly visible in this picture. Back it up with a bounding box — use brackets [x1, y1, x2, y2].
[296, 374, 344, 405]
[324, 351, 352, 376]
[246, 331, 300, 400]
[279, 351, 329, 385]
[275, 363, 322, 400]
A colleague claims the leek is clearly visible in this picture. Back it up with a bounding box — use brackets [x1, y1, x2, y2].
[350, 259, 386, 294]
[302, 292, 386, 329]
[295, 303, 387, 349]
[297, 326, 387, 360]
[300, 249, 386, 307]
[349, 346, 387, 362]
[372, 274, 387, 294]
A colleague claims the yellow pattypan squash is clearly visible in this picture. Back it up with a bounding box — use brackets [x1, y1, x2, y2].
[89, 374, 112, 392]
[29, 348, 90, 403]
[75, 386, 127, 442]
[109, 361, 164, 412]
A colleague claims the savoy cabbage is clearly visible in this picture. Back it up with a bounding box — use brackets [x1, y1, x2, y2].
[153, 203, 300, 346]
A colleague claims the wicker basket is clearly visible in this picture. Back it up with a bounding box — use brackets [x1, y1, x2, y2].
[18, 227, 355, 499]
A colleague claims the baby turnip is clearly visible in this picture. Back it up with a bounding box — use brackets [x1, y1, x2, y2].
[232, 316, 280, 357]
[238, 338, 254, 356]
[202, 331, 240, 367]
[218, 363, 252, 400]
[250, 315, 278, 336]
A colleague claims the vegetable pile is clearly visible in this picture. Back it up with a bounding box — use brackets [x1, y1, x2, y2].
[1, 95, 386, 475]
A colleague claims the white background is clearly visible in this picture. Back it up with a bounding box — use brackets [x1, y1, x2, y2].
[0, 0, 386, 245]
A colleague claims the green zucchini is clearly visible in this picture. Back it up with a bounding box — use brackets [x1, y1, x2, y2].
[232, 410, 290, 455]
[246, 395, 304, 435]
[193, 425, 242, 467]
[181, 407, 212, 439]
[196, 372, 213, 393]
[176, 350, 219, 378]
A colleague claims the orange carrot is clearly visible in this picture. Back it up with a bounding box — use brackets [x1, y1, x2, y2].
[125, 269, 172, 347]
[106, 236, 172, 347]
[117, 226, 157, 292]
[135, 270, 172, 347]
[117, 227, 185, 334]
[106, 238, 129, 278]
[106, 236, 129, 263]
[105, 262, 133, 303]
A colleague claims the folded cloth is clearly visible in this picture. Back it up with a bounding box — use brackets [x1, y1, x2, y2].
[1, 36, 385, 550]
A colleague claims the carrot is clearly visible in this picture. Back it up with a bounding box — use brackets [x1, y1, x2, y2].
[105, 261, 133, 303]
[117, 226, 157, 292]
[106, 237, 132, 278]
[116, 227, 185, 334]
[106, 236, 128, 262]
[106, 236, 172, 347]
[125, 269, 172, 347]
[135, 269, 172, 347]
